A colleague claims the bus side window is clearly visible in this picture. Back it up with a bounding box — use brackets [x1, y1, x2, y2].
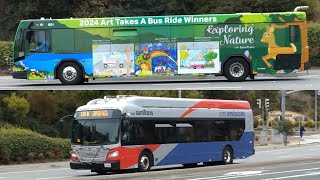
[29, 30, 51, 53]
[289, 25, 301, 42]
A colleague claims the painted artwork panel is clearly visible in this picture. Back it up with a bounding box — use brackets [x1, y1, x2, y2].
[135, 43, 178, 76]
[178, 42, 220, 74]
[93, 41, 135, 77]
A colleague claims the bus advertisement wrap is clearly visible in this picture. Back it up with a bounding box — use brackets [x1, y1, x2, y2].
[12, 12, 309, 84]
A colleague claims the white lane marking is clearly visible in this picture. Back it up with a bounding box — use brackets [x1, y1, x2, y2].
[176, 87, 243, 90]
[308, 148, 317, 151]
[36, 176, 72, 180]
[152, 83, 211, 86]
[0, 168, 69, 175]
[280, 156, 293, 158]
[271, 152, 284, 155]
[262, 171, 320, 180]
[185, 167, 320, 180]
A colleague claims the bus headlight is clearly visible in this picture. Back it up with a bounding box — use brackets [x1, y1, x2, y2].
[108, 151, 119, 157]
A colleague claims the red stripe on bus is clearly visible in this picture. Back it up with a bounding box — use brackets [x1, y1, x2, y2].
[180, 100, 250, 118]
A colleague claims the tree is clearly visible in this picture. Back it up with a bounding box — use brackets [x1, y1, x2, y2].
[27, 91, 57, 124]
[3, 93, 30, 124]
[272, 119, 294, 145]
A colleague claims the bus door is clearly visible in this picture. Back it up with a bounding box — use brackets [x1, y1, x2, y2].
[274, 24, 302, 71]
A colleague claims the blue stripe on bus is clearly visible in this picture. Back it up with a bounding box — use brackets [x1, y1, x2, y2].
[157, 132, 254, 166]
[19, 53, 93, 75]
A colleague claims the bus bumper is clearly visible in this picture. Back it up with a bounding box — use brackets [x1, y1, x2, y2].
[70, 161, 120, 171]
[11, 71, 27, 79]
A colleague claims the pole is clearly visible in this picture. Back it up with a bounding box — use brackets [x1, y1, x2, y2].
[178, 90, 182, 98]
[315, 90, 318, 131]
[299, 117, 301, 145]
[281, 90, 286, 145]
[281, 91, 286, 121]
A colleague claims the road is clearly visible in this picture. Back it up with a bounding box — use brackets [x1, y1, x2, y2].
[0, 72, 320, 90]
[1, 144, 320, 180]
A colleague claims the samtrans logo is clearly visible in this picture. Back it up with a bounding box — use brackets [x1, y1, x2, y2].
[135, 110, 154, 116]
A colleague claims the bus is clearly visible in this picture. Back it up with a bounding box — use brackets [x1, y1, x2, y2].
[70, 96, 254, 174]
[12, 8, 310, 85]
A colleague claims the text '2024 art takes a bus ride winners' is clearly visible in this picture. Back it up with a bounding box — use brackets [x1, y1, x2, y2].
[12, 9, 309, 84]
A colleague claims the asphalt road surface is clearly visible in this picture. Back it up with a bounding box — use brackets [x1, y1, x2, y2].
[1, 144, 320, 180]
[1, 72, 320, 90]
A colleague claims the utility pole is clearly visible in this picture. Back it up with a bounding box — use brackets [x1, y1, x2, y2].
[316, 90, 318, 131]
[178, 90, 182, 98]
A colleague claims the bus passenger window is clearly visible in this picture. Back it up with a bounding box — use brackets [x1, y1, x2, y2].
[28, 31, 51, 53]
[289, 25, 300, 42]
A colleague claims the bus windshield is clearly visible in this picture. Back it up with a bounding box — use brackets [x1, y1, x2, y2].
[72, 119, 120, 145]
[13, 29, 25, 62]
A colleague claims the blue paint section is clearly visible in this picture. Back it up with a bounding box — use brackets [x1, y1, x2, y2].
[157, 132, 254, 166]
[16, 53, 93, 78]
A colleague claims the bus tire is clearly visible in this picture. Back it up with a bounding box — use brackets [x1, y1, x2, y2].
[57, 62, 83, 85]
[182, 163, 198, 168]
[222, 146, 233, 165]
[224, 58, 249, 82]
[138, 151, 153, 172]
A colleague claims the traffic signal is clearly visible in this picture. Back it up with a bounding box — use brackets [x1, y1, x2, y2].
[265, 99, 269, 108]
[257, 99, 261, 109]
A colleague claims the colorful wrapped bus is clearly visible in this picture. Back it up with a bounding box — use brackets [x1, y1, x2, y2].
[70, 96, 254, 174]
[12, 9, 309, 84]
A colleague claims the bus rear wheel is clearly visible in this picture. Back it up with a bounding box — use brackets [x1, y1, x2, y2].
[57, 62, 83, 85]
[138, 152, 153, 172]
[224, 58, 249, 82]
[221, 146, 233, 165]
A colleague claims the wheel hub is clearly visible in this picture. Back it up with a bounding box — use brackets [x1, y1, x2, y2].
[140, 155, 149, 169]
[63, 66, 77, 81]
[229, 62, 244, 78]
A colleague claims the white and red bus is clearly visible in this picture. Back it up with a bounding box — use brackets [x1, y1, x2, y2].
[70, 96, 254, 174]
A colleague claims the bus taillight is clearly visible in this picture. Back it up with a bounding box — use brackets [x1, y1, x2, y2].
[70, 151, 80, 162]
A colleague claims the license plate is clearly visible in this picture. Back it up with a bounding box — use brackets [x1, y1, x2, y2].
[104, 163, 111, 168]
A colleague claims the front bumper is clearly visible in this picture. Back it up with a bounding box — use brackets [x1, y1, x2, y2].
[70, 161, 120, 171]
[11, 71, 27, 79]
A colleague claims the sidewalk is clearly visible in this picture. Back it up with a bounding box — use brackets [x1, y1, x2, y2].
[255, 134, 320, 151]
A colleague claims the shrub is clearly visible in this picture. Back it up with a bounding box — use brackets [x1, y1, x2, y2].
[308, 23, 320, 67]
[254, 118, 260, 128]
[304, 121, 315, 128]
[0, 124, 70, 164]
[0, 41, 13, 67]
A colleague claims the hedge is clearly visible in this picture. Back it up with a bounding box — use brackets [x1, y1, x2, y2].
[308, 23, 320, 67]
[0, 41, 13, 67]
[0, 124, 70, 164]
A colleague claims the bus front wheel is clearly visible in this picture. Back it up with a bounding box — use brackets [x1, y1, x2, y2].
[224, 58, 249, 82]
[138, 151, 153, 172]
[222, 146, 233, 165]
[57, 62, 83, 85]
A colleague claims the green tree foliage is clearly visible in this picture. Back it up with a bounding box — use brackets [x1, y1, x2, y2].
[3, 93, 30, 124]
[308, 23, 320, 66]
[27, 91, 57, 124]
